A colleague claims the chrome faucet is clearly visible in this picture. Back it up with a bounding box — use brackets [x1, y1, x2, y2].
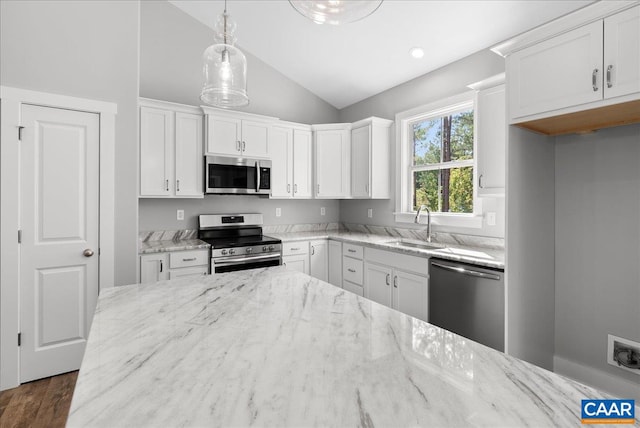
[414, 204, 432, 243]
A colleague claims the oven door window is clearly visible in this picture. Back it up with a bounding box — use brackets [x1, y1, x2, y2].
[208, 163, 256, 190]
[213, 255, 281, 274]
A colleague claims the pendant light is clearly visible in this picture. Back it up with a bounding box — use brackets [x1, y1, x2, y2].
[289, 0, 383, 25]
[201, 0, 249, 108]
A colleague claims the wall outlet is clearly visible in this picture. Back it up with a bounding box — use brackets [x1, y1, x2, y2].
[177, 209, 184, 221]
[607, 334, 640, 376]
[275, 207, 281, 217]
[486, 212, 496, 226]
[367, 208, 373, 218]
[321, 207, 326, 216]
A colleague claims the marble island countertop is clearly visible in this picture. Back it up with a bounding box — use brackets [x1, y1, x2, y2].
[67, 267, 626, 427]
[270, 230, 505, 269]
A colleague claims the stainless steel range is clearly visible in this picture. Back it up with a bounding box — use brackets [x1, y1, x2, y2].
[198, 214, 282, 274]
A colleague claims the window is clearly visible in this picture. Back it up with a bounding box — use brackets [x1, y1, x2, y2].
[395, 92, 481, 227]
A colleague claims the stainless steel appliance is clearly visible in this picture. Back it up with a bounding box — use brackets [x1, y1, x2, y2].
[205, 156, 271, 195]
[198, 214, 282, 274]
[428, 258, 505, 351]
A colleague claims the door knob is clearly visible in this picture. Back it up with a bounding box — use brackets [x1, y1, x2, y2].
[83, 249, 94, 257]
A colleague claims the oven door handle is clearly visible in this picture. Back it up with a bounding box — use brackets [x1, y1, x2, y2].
[213, 253, 280, 266]
[256, 160, 260, 192]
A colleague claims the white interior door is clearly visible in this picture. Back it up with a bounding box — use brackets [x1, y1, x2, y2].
[20, 104, 100, 382]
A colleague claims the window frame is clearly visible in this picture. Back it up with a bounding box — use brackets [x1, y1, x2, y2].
[394, 91, 483, 228]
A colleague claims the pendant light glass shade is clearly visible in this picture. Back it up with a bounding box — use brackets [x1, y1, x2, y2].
[200, 8, 249, 108]
[289, 0, 383, 25]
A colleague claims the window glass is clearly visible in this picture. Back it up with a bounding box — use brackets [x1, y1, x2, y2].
[413, 167, 474, 213]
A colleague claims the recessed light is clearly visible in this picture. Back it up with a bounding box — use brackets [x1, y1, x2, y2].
[410, 47, 424, 59]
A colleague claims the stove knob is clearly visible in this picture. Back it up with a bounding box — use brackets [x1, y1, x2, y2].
[229, 249, 235, 255]
[221, 249, 228, 255]
[262, 246, 268, 252]
[269, 245, 274, 251]
[246, 247, 253, 254]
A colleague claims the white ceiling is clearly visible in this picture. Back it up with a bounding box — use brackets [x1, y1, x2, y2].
[171, 0, 593, 109]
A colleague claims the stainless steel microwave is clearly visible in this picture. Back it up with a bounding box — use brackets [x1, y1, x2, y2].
[205, 156, 271, 195]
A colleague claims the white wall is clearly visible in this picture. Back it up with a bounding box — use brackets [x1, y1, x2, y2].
[338, 49, 506, 238]
[554, 123, 640, 398]
[0, 0, 139, 286]
[138, 1, 340, 231]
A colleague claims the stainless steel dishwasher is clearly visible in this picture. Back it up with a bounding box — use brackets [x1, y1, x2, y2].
[428, 258, 505, 352]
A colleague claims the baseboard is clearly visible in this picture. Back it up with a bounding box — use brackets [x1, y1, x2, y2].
[554, 355, 640, 400]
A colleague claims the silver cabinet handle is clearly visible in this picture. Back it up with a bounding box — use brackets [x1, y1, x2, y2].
[242, 141, 246, 152]
[317, 184, 320, 194]
[431, 261, 501, 281]
[311, 246, 315, 255]
[236, 141, 241, 152]
[348, 249, 356, 253]
[176, 179, 180, 192]
[291, 247, 300, 251]
[592, 68, 599, 92]
[607, 65, 613, 88]
[287, 184, 291, 193]
[159, 260, 163, 273]
[365, 184, 369, 194]
[385, 273, 390, 286]
[294, 184, 298, 193]
[478, 174, 484, 189]
[348, 268, 356, 273]
[165, 179, 169, 191]
[256, 160, 261, 192]
[182, 257, 196, 262]
[83, 249, 94, 257]
[393, 275, 398, 288]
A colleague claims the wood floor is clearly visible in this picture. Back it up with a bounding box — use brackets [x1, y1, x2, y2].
[0, 371, 78, 428]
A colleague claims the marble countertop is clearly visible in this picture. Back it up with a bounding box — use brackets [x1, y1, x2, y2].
[139, 238, 210, 254]
[270, 231, 505, 269]
[67, 267, 624, 427]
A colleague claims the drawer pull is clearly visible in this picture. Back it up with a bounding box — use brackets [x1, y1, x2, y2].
[348, 249, 356, 253]
[386, 273, 390, 286]
[291, 247, 300, 251]
[393, 275, 398, 288]
[347, 268, 356, 273]
[592, 68, 599, 92]
[182, 257, 197, 262]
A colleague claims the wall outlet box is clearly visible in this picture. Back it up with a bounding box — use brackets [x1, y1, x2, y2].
[177, 209, 184, 221]
[367, 208, 373, 218]
[487, 212, 496, 226]
[607, 334, 640, 376]
[321, 207, 326, 216]
[275, 207, 281, 217]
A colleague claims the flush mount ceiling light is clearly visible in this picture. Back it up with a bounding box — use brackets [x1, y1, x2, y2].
[289, 0, 384, 25]
[409, 47, 425, 59]
[200, 0, 249, 108]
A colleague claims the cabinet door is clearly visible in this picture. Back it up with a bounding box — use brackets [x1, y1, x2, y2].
[351, 125, 370, 198]
[393, 270, 428, 321]
[140, 107, 172, 196]
[476, 84, 506, 197]
[315, 128, 350, 198]
[604, 5, 640, 99]
[175, 112, 203, 197]
[364, 262, 392, 308]
[206, 114, 242, 156]
[309, 240, 328, 282]
[241, 120, 270, 158]
[283, 254, 309, 275]
[140, 253, 169, 284]
[508, 20, 603, 120]
[328, 240, 342, 287]
[269, 126, 293, 198]
[293, 129, 313, 198]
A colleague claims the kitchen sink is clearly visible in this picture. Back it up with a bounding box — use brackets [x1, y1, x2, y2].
[382, 238, 445, 251]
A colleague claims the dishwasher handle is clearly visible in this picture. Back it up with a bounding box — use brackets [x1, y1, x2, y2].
[431, 261, 501, 281]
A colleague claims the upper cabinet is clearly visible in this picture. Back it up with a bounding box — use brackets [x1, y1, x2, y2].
[269, 122, 313, 199]
[496, 3, 640, 135]
[350, 117, 393, 199]
[202, 107, 276, 158]
[139, 98, 203, 198]
[313, 124, 351, 199]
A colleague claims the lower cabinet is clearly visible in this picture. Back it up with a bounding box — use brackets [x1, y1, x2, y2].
[140, 248, 209, 284]
[282, 241, 310, 275]
[309, 240, 328, 282]
[328, 240, 342, 287]
[364, 248, 429, 321]
[342, 243, 364, 296]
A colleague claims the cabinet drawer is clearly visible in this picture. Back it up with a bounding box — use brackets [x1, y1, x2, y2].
[169, 249, 209, 269]
[343, 280, 364, 297]
[343, 256, 363, 285]
[343, 243, 363, 259]
[169, 266, 208, 280]
[365, 247, 429, 276]
[283, 241, 309, 256]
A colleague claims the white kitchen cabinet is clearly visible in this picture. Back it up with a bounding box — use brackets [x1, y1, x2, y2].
[313, 124, 351, 199]
[469, 76, 506, 197]
[342, 243, 363, 296]
[140, 248, 209, 284]
[269, 123, 312, 199]
[283, 241, 310, 275]
[328, 240, 342, 287]
[309, 240, 328, 282]
[139, 99, 203, 198]
[203, 107, 276, 158]
[364, 248, 429, 321]
[507, 5, 640, 123]
[350, 117, 392, 199]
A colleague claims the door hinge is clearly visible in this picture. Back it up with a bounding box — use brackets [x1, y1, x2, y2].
[18, 230, 22, 243]
[18, 333, 21, 347]
[17, 126, 24, 141]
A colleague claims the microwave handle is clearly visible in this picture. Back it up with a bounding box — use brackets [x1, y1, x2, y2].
[256, 160, 260, 192]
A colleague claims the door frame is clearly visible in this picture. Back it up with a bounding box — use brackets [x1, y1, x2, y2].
[0, 86, 116, 390]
